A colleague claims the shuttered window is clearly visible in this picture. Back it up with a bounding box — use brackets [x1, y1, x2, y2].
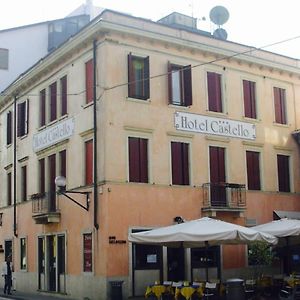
[128, 53, 150, 100]
[40, 89, 46, 127]
[50, 82, 57, 122]
[21, 165, 27, 201]
[277, 154, 290, 192]
[85, 140, 93, 185]
[128, 137, 148, 183]
[207, 72, 222, 112]
[48, 154, 56, 212]
[85, 59, 94, 104]
[7, 172, 12, 206]
[168, 62, 192, 106]
[6, 111, 12, 145]
[243, 80, 257, 119]
[39, 158, 45, 194]
[274, 87, 287, 124]
[59, 150, 66, 178]
[17, 100, 29, 137]
[246, 151, 261, 190]
[61, 76, 67, 116]
[171, 141, 189, 185]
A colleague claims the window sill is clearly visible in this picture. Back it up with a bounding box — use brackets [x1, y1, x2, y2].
[206, 110, 228, 118]
[272, 122, 290, 128]
[126, 97, 150, 104]
[59, 114, 69, 121]
[6, 143, 12, 149]
[19, 134, 28, 140]
[168, 104, 190, 109]
[82, 101, 94, 109]
[242, 116, 261, 123]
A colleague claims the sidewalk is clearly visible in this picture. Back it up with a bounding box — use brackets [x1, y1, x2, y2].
[0, 290, 76, 300]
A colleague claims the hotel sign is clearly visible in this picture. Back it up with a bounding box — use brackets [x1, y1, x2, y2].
[174, 112, 256, 140]
[33, 117, 75, 152]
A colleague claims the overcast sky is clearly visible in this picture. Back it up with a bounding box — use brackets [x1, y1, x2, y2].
[1, 0, 300, 59]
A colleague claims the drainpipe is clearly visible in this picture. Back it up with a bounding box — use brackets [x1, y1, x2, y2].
[13, 95, 18, 237]
[93, 39, 99, 230]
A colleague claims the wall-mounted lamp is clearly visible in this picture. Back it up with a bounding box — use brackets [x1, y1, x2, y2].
[55, 176, 90, 211]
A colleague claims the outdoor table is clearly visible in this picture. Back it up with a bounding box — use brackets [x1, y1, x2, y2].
[175, 283, 203, 300]
[145, 283, 173, 299]
[284, 275, 300, 287]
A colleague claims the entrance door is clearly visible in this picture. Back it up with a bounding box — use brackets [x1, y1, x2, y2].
[209, 146, 226, 206]
[48, 235, 56, 291]
[57, 235, 66, 293]
[167, 247, 185, 281]
[38, 237, 45, 290]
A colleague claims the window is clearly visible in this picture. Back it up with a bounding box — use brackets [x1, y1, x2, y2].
[50, 82, 57, 122]
[20, 238, 27, 270]
[128, 137, 148, 183]
[128, 53, 150, 100]
[85, 59, 94, 104]
[6, 111, 12, 145]
[207, 72, 222, 112]
[246, 151, 261, 190]
[0, 48, 8, 70]
[48, 154, 56, 211]
[133, 243, 162, 269]
[17, 99, 29, 137]
[277, 154, 290, 192]
[39, 158, 45, 194]
[7, 172, 12, 206]
[191, 246, 220, 268]
[60, 76, 67, 116]
[85, 140, 93, 185]
[171, 141, 189, 185]
[83, 233, 92, 272]
[21, 165, 27, 201]
[243, 80, 257, 119]
[168, 62, 192, 106]
[59, 150, 66, 178]
[274, 87, 287, 124]
[39, 89, 46, 127]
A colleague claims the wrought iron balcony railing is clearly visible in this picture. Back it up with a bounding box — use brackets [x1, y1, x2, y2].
[31, 191, 59, 214]
[202, 182, 246, 210]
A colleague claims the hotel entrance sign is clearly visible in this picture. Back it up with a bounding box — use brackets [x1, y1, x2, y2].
[174, 112, 256, 140]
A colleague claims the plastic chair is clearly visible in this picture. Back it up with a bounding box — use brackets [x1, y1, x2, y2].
[203, 282, 217, 299]
[245, 279, 256, 300]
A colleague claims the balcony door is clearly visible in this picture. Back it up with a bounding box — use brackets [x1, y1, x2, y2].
[209, 146, 226, 206]
[48, 154, 56, 212]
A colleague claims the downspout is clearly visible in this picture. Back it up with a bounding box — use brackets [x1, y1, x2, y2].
[93, 39, 99, 230]
[13, 95, 18, 237]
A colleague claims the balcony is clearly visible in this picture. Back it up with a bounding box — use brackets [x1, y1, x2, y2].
[31, 191, 60, 224]
[202, 182, 246, 216]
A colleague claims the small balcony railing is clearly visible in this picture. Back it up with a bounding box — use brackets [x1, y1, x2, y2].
[202, 182, 246, 210]
[31, 191, 60, 224]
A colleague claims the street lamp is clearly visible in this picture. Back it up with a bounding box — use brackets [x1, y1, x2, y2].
[55, 176, 90, 211]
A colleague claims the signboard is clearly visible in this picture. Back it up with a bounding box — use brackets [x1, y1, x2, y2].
[83, 233, 93, 272]
[174, 111, 256, 140]
[33, 117, 75, 152]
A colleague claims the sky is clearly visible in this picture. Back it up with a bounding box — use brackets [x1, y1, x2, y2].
[1, 0, 300, 59]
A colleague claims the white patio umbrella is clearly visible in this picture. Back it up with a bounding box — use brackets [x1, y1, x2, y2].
[129, 217, 277, 281]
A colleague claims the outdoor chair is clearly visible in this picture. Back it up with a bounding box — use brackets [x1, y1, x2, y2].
[245, 279, 256, 300]
[203, 282, 217, 300]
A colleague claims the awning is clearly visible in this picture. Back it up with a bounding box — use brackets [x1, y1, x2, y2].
[273, 210, 300, 220]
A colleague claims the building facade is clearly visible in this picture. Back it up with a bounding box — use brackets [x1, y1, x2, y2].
[0, 9, 300, 300]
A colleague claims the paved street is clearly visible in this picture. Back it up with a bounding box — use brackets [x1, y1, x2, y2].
[0, 290, 76, 300]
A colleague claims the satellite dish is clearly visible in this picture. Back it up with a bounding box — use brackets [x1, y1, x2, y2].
[213, 28, 228, 40]
[209, 6, 229, 26]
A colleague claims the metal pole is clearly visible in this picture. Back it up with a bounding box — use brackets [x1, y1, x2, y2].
[93, 39, 99, 230]
[13, 95, 17, 237]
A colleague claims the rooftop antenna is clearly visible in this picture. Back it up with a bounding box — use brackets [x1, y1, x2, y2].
[209, 6, 229, 40]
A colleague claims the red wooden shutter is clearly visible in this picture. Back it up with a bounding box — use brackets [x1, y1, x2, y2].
[139, 138, 148, 183]
[171, 142, 181, 185]
[40, 89, 46, 127]
[22, 165, 27, 201]
[246, 151, 261, 190]
[61, 76, 67, 116]
[128, 53, 135, 98]
[85, 59, 94, 104]
[277, 154, 290, 192]
[183, 65, 192, 106]
[6, 111, 12, 145]
[60, 150, 66, 178]
[39, 158, 45, 194]
[50, 82, 57, 122]
[129, 137, 140, 182]
[207, 72, 222, 112]
[182, 142, 189, 185]
[168, 62, 173, 104]
[243, 80, 251, 118]
[250, 81, 257, 119]
[85, 140, 93, 185]
[143, 56, 150, 100]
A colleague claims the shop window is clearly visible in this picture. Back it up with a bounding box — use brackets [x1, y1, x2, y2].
[85, 140, 93, 185]
[171, 141, 189, 185]
[83, 233, 92, 272]
[168, 62, 192, 106]
[243, 80, 257, 119]
[128, 137, 148, 183]
[134, 244, 162, 270]
[17, 99, 29, 137]
[277, 154, 290, 192]
[128, 53, 150, 100]
[85, 59, 94, 104]
[274, 87, 287, 124]
[20, 238, 27, 270]
[246, 151, 261, 190]
[207, 72, 222, 113]
[191, 246, 220, 268]
[6, 111, 12, 145]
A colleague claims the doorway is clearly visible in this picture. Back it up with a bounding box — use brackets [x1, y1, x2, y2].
[4, 240, 12, 259]
[167, 247, 185, 281]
